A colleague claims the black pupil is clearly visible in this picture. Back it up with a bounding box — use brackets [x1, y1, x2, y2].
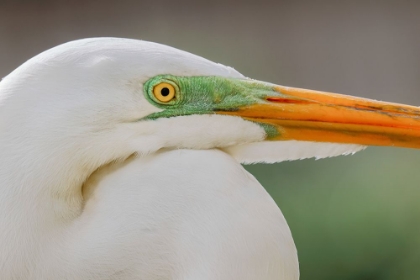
[161, 87, 170, 97]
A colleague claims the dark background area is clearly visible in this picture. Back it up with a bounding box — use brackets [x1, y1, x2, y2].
[1, 1, 420, 279]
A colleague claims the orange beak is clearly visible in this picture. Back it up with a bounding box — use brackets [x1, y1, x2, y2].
[218, 84, 420, 149]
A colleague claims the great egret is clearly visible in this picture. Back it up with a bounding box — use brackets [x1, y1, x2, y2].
[1, 38, 419, 280]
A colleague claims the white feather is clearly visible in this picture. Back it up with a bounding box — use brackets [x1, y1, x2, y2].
[225, 141, 366, 164]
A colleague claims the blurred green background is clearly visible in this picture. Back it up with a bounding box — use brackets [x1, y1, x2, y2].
[1, 0, 420, 279]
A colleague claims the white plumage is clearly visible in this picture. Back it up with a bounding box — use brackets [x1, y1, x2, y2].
[0, 38, 368, 279]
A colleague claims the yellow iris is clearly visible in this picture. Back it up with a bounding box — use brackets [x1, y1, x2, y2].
[153, 82, 176, 103]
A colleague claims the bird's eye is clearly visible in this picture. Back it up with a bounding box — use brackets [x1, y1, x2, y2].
[153, 82, 176, 103]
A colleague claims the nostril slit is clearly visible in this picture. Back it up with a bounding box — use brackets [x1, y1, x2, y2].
[266, 97, 311, 104]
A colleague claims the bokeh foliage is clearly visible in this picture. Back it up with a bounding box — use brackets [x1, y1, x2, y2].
[247, 148, 420, 280]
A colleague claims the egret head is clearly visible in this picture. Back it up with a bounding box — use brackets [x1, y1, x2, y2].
[1, 37, 420, 169]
